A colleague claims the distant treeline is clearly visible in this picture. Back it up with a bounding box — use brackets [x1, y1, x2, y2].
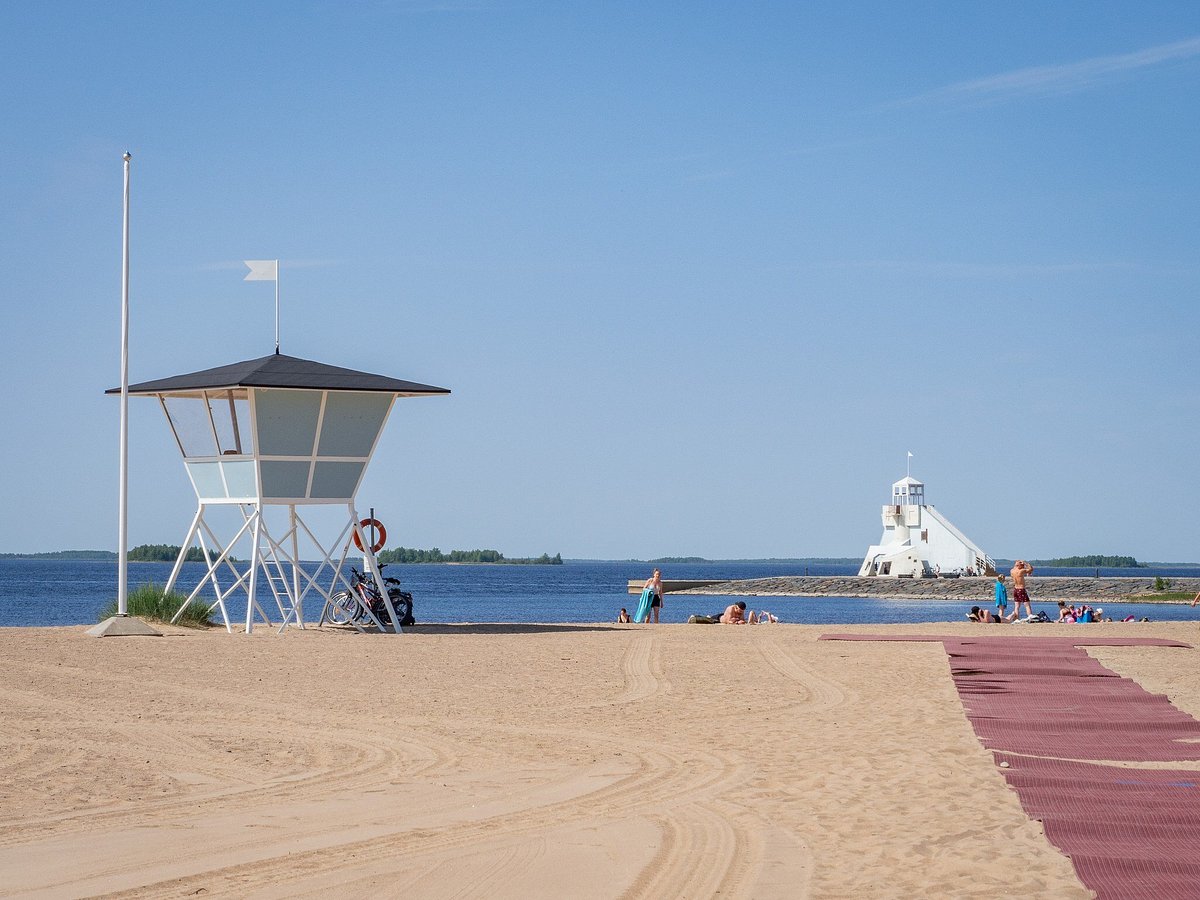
[377, 547, 563, 565]
[1028, 555, 1144, 568]
[128, 544, 213, 563]
[0, 545, 220, 562]
[0, 549, 117, 560]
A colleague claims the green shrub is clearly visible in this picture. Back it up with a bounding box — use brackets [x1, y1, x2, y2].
[98, 582, 212, 628]
[1153, 576, 1173, 592]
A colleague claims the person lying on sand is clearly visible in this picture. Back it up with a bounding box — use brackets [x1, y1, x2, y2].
[720, 601, 759, 625]
[968, 605, 1012, 623]
[687, 605, 777, 625]
[616, 608, 631, 623]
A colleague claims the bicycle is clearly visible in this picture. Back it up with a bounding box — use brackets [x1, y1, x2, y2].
[329, 565, 414, 628]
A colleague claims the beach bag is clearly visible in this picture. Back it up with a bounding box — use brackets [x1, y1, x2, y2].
[386, 588, 415, 627]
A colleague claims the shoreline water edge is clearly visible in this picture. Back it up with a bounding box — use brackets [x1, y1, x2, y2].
[3, 559, 1199, 627]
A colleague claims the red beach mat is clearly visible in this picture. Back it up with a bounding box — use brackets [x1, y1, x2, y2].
[821, 634, 1200, 898]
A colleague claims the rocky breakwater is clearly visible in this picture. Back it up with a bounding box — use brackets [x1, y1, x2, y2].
[675, 576, 1200, 603]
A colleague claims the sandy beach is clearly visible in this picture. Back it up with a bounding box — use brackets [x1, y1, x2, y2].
[2, 620, 1197, 898]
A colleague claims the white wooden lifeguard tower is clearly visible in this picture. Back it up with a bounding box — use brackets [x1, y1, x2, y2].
[107, 352, 449, 632]
[858, 473, 994, 578]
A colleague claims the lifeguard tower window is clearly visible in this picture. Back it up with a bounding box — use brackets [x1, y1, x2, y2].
[316, 392, 392, 457]
[256, 389, 322, 456]
[247, 388, 393, 502]
[163, 391, 253, 458]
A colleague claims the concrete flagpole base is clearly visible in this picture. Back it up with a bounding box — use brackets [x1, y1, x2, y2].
[87, 615, 162, 637]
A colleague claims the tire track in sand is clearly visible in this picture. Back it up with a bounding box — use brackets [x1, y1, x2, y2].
[573, 633, 662, 709]
[99, 723, 744, 899]
[754, 634, 846, 710]
[439, 833, 547, 900]
[620, 799, 758, 900]
[612, 634, 659, 704]
[0, 657, 476, 852]
[0, 711, 459, 849]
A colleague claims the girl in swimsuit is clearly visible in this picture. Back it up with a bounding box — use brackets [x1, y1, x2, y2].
[643, 568, 664, 624]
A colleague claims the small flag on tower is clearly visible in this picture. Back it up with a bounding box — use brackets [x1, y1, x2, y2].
[243, 259, 281, 352]
[243, 259, 278, 281]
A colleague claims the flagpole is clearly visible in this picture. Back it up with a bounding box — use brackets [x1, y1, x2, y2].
[275, 259, 280, 354]
[88, 153, 158, 637]
[118, 152, 131, 617]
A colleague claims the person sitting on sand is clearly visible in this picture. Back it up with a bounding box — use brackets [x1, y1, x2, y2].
[1056, 601, 1077, 622]
[1076, 604, 1110, 623]
[617, 608, 631, 624]
[720, 601, 759, 625]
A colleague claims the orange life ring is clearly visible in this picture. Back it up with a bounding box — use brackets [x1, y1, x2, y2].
[352, 517, 387, 554]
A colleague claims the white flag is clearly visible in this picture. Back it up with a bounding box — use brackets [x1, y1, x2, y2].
[907, 451, 914, 458]
[243, 259, 278, 281]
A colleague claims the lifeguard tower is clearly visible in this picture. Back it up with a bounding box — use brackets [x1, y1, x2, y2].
[858, 473, 994, 578]
[107, 352, 449, 632]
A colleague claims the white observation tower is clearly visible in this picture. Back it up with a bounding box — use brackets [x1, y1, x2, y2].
[858, 473, 993, 578]
[107, 352, 449, 632]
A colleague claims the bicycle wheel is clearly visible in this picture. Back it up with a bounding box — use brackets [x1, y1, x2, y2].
[328, 590, 360, 624]
[389, 589, 414, 626]
[353, 591, 379, 624]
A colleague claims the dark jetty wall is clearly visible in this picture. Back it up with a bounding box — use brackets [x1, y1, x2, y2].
[678, 576, 1200, 603]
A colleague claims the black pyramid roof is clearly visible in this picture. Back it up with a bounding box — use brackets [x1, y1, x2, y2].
[106, 352, 450, 397]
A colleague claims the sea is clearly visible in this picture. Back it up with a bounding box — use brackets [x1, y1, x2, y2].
[2, 559, 1198, 628]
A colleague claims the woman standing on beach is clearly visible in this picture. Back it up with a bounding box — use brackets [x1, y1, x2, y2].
[643, 568, 664, 623]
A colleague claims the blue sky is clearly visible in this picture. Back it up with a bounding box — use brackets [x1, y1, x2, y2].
[1, 2, 1198, 560]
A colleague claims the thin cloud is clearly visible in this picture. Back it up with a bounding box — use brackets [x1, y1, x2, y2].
[197, 259, 341, 272]
[340, 0, 494, 14]
[386, 1, 490, 10]
[781, 136, 885, 157]
[816, 259, 1142, 278]
[683, 169, 738, 183]
[897, 35, 1200, 108]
